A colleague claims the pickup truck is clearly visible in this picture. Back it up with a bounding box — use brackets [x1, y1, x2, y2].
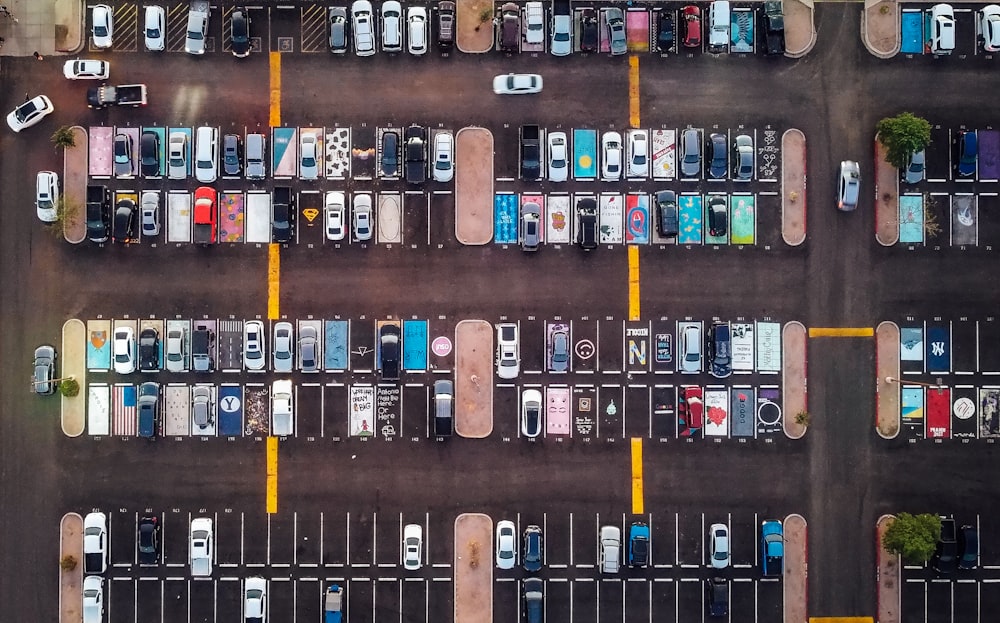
[193, 186, 217, 244]
[762, 1, 786, 55]
[87, 84, 148, 109]
[185, 1, 211, 55]
[324, 584, 344, 623]
[760, 519, 784, 577]
[189, 517, 213, 576]
[523, 578, 543, 623]
[86, 184, 109, 243]
[520, 124, 541, 180]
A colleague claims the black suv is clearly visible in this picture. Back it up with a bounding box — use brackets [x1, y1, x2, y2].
[381, 131, 399, 177]
[404, 125, 426, 184]
[577, 198, 598, 250]
[138, 328, 160, 372]
[655, 190, 678, 238]
[657, 10, 674, 52]
[113, 199, 135, 243]
[379, 324, 401, 381]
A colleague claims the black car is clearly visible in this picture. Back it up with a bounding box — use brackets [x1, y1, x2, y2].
[706, 132, 727, 179]
[436, 0, 455, 49]
[112, 199, 135, 243]
[138, 516, 160, 564]
[655, 190, 679, 237]
[762, 1, 785, 55]
[404, 125, 426, 184]
[272, 203, 293, 243]
[379, 324, 401, 381]
[329, 6, 349, 52]
[223, 134, 241, 176]
[381, 131, 400, 177]
[708, 195, 728, 237]
[932, 517, 958, 574]
[139, 131, 160, 177]
[231, 7, 251, 58]
[138, 328, 159, 372]
[707, 322, 732, 378]
[580, 9, 598, 52]
[657, 10, 675, 52]
[958, 525, 979, 570]
[705, 577, 728, 617]
[577, 198, 598, 250]
[523, 526, 543, 572]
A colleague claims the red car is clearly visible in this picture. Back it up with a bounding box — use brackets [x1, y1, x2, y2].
[678, 385, 703, 437]
[682, 5, 701, 48]
[193, 186, 217, 244]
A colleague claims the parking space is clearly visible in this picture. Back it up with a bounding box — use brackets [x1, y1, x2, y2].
[348, 511, 376, 567]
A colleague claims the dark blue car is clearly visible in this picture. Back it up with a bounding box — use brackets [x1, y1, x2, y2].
[957, 130, 977, 177]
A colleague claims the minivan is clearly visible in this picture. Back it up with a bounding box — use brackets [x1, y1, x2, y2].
[707, 1, 731, 53]
[381, 1, 403, 52]
[195, 126, 218, 183]
[245, 133, 266, 179]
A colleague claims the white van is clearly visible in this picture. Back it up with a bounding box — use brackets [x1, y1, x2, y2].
[381, 1, 403, 52]
[195, 126, 218, 183]
[930, 4, 956, 55]
[708, 1, 731, 54]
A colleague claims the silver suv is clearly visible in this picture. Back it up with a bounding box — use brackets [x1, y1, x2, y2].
[680, 128, 701, 178]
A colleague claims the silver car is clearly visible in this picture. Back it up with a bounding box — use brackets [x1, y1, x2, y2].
[300, 132, 319, 180]
[353, 192, 373, 241]
[679, 324, 701, 373]
[607, 8, 627, 55]
[837, 160, 860, 211]
[243, 320, 266, 371]
[113, 133, 132, 178]
[680, 128, 701, 178]
[168, 132, 188, 180]
[549, 326, 570, 372]
[273, 322, 294, 373]
[33, 345, 56, 395]
[298, 326, 318, 372]
[141, 191, 160, 237]
[192, 385, 213, 430]
[521, 203, 541, 251]
[904, 149, 925, 184]
[185, 5, 209, 55]
[165, 329, 185, 372]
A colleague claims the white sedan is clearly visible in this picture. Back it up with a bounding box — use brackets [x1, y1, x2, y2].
[92, 4, 113, 49]
[7, 95, 54, 133]
[325, 191, 346, 241]
[63, 59, 110, 80]
[493, 73, 543, 95]
[495, 520, 517, 569]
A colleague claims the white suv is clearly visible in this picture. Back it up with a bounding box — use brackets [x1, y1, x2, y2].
[352, 0, 375, 56]
[496, 323, 520, 379]
[36, 171, 59, 223]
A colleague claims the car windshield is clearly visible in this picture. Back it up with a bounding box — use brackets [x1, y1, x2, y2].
[15, 102, 38, 122]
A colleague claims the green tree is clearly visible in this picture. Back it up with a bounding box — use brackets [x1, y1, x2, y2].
[882, 512, 941, 564]
[50, 125, 76, 150]
[59, 378, 80, 398]
[876, 113, 932, 170]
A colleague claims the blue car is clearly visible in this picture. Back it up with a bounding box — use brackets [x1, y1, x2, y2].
[628, 522, 650, 567]
[760, 519, 784, 577]
[957, 130, 977, 177]
[523, 525, 543, 572]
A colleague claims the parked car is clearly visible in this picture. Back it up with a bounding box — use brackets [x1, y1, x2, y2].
[113, 198, 136, 242]
[436, 1, 455, 50]
[113, 327, 136, 374]
[708, 322, 732, 378]
[958, 524, 979, 570]
[705, 577, 728, 617]
[496, 323, 520, 379]
[184, 3, 210, 55]
[903, 149, 925, 184]
[521, 389, 542, 438]
[139, 131, 160, 178]
[379, 324, 401, 381]
[521, 202, 541, 251]
[144, 5, 165, 51]
[628, 522, 650, 567]
[733, 134, 754, 180]
[92, 4, 113, 48]
[32, 345, 56, 395]
[606, 7, 627, 55]
[329, 6, 349, 53]
[83, 576, 104, 623]
[192, 385, 214, 430]
[524, 1, 545, 44]
[138, 328, 160, 372]
[165, 329, 185, 372]
[628, 130, 649, 178]
[548, 132, 569, 183]
[932, 517, 959, 574]
[500, 2, 520, 52]
[63, 59, 109, 80]
[168, 132, 188, 179]
[231, 7, 251, 57]
[680, 128, 701, 178]
[273, 322, 294, 373]
[113, 133, 133, 177]
[300, 132, 319, 180]
[381, 0, 403, 52]
[982, 5, 1000, 51]
[577, 197, 598, 250]
[325, 191, 347, 241]
[298, 326, 318, 372]
[243, 321, 266, 371]
[351, 0, 376, 56]
[601, 131, 623, 181]
[189, 517, 214, 576]
[83, 512, 109, 573]
[600, 525, 621, 573]
[407, 6, 428, 55]
[381, 131, 399, 177]
[679, 324, 701, 373]
[35, 170, 59, 223]
[549, 327, 570, 372]
[580, 9, 598, 52]
[930, 3, 956, 55]
[432, 131, 454, 182]
[271, 379, 293, 436]
[353, 192, 373, 241]
[707, 195, 728, 237]
[956, 130, 978, 177]
[682, 5, 701, 47]
[706, 132, 727, 179]
[523, 577, 543, 623]
[655, 190, 679, 238]
[403, 524, 422, 570]
[493, 73, 543, 95]
[837, 160, 861, 211]
[138, 516, 160, 564]
[496, 520, 517, 569]
[7, 95, 54, 133]
[223, 134, 241, 177]
[658, 10, 675, 51]
[243, 577, 267, 623]
[709, 523, 730, 568]
[523, 525, 543, 572]
[551, 8, 572, 56]
[432, 379, 453, 436]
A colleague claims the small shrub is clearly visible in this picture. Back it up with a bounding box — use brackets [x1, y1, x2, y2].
[60, 555, 77, 571]
[795, 410, 810, 426]
[59, 378, 80, 398]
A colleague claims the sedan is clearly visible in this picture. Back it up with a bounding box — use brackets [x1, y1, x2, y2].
[432, 132, 454, 182]
[92, 4, 113, 49]
[403, 524, 423, 570]
[298, 326, 318, 372]
[551, 12, 572, 56]
[682, 5, 701, 47]
[353, 192, 373, 241]
[243, 577, 267, 623]
[493, 73, 543, 95]
[733, 134, 754, 180]
[903, 149, 925, 184]
[628, 129, 649, 178]
[523, 525, 543, 572]
[7, 95, 54, 133]
[165, 329, 185, 372]
[983, 5, 1000, 51]
[837, 160, 861, 211]
[708, 195, 728, 237]
[140, 131, 160, 177]
[223, 134, 242, 176]
[113, 327, 136, 374]
[144, 5, 165, 51]
[168, 132, 188, 179]
[231, 8, 251, 58]
[140, 191, 160, 237]
[325, 191, 347, 241]
[329, 7, 349, 53]
[521, 389, 542, 438]
[243, 320, 266, 371]
[300, 132, 319, 180]
[496, 520, 517, 569]
[548, 131, 568, 182]
[113, 133, 133, 177]
[680, 128, 701, 178]
[35, 170, 59, 223]
[709, 523, 730, 569]
[33, 345, 56, 395]
[706, 133, 727, 179]
[601, 131, 623, 181]
[138, 516, 160, 565]
[607, 7, 627, 55]
[521, 203, 541, 251]
[63, 59, 109, 80]
[549, 327, 569, 372]
[273, 322, 294, 373]
[657, 10, 675, 52]
[83, 576, 104, 623]
[956, 130, 978, 177]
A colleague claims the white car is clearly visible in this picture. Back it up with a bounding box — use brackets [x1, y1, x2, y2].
[273, 322, 294, 373]
[82, 576, 104, 623]
[113, 327, 136, 374]
[521, 389, 542, 438]
[547, 131, 568, 182]
[982, 5, 1000, 51]
[325, 191, 347, 241]
[83, 512, 108, 574]
[140, 191, 160, 236]
[407, 6, 428, 55]
[165, 329, 185, 372]
[403, 524, 423, 570]
[627, 129, 649, 178]
[300, 133, 319, 180]
[551, 11, 572, 56]
[189, 517, 214, 576]
[185, 5, 209, 55]
[496, 520, 517, 569]
[601, 131, 623, 181]
[496, 323, 519, 379]
[709, 523, 730, 569]
[168, 132, 188, 179]
[36, 171, 59, 223]
[243, 577, 267, 623]
[92, 4, 113, 49]
[7, 95, 54, 133]
[381, 0, 403, 52]
[144, 5, 166, 51]
[63, 60, 109, 80]
[352, 0, 376, 56]
[600, 525, 621, 573]
[524, 1, 545, 44]
[271, 379, 293, 436]
[493, 73, 543, 95]
[243, 320, 266, 371]
[432, 132, 454, 182]
[353, 192, 373, 241]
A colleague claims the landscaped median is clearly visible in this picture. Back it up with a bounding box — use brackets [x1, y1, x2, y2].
[875, 321, 901, 439]
[61, 319, 87, 437]
[782, 322, 808, 439]
[454, 513, 493, 623]
[781, 129, 807, 246]
[454, 320, 494, 438]
[877, 515, 901, 623]
[783, 514, 809, 623]
[60, 513, 84, 623]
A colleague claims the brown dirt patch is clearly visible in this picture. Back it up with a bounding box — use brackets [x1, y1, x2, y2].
[782, 322, 808, 439]
[454, 128, 494, 245]
[60, 513, 84, 623]
[62, 126, 88, 244]
[875, 140, 901, 246]
[454, 320, 493, 438]
[456, 0, 495, 54]
[782, 514, 808, 623]
[454, 513, 493, 623]
[781, 129, 807, 246]
[877, 515, 902, 623]
[876, 322, 901, 439]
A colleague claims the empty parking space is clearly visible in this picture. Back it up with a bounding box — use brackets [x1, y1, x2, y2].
[676, 515, 704, 567]
[493, 579, 519, 621]
[297, 383, 323, 439]
[402, 579, 428, 618]
[573, 579, 599, 621]
[598, 579, 625, 623]
[324, 513, 348, 567]
[349, 512, 376, 566]
[625, 385, 650, 438]
[403, 193, 429, 247]
[376, 513, 402, 568]
[547, 580, 572, 623]
[623, 580, 650, 623]
[521, 319, 547, 374]
[598, 385, 624, 440]
[324, 384, 350, 440]
[135, 579, 161, 622]
[375, 579, 402, 622]
[574, 319, 599, 373]
[193, 580, 224, 620]
[544, 512, 572, 567]
[295, 580, 324, 622]
[429, 193, 457, 248]
[402, 384, 430, 439]
[295, 512, 323, 566]
[242, 512, 268, 566]
[269, 512, 296, 566]
[574, 514, 600, 569]
[598, 320, 622, 373]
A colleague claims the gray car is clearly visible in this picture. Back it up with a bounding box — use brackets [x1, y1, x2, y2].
[549, 327, 570, 372]
[680, 128, 701, 178]
[733, 134, 754, 181]
[113, 133, 132, 177]
[33, 345, 56, 395]
[329, 6, 349, 52]
[165, 329, 185, 372]
[273, 322, 294, 373]
[904, 149, 925, 184]
[192, 385, 213, 430]
[298, 325, 318, 372]
[837, 160, 860, 211]
[607, 8, 627, 55]
[521, 202, 541, 251]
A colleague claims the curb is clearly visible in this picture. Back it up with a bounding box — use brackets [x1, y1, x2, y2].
[59, 512, 84, 623]
[455, 1, 495, 54]
[780, 129, 807, 247]
[454, 127, 494, 246]
[874, 139, 901, 247]
[782, 321, 808, 439]
[62, 125, 89, 245]
[784, 0, 818, 59]
[453, 513, 493, 623]
[454, 319, 494, 438]
[876, 514, 902, 623]
[875, 321, 901, 439]
[783, 513, 808, 623]
[60, 318, 86, 437]
[860, 1, 902, 59]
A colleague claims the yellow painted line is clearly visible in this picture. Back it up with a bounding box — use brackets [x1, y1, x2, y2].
[269, 52, 281, 127]
[266, 436, 278, 514]
[628, 56, 640, 128]
[809, 327, 874, 337]
[628, 245, 640, 321]
[630, 438, 644, 514]
[268, 244, 280, 320]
